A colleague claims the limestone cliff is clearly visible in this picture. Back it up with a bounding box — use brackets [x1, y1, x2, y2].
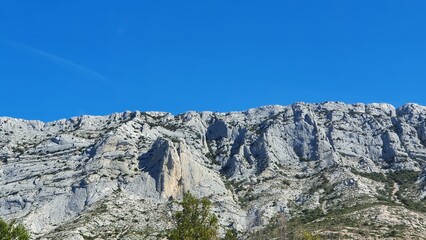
[1, 102, 425, 239]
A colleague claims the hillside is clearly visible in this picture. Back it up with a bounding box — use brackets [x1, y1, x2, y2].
[1, 102, 425, 239]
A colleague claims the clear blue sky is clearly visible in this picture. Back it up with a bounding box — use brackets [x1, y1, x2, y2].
[1, 1, 425, 121]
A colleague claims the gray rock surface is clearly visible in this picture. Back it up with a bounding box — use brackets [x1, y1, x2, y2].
[1, 102, 425, 239]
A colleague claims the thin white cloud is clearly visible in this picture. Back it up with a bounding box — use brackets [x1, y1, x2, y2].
[1, 39, 109, 83]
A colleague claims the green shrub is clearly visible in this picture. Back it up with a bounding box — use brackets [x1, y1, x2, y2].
[168, 192, 237, 240]
[168, 192, 219, 240]
[0, 218, 30, 240]
[387, 170, 420, 185]
[298, 208, 324, 224]
[351, 169, 387, 182]
[223, 229, 238, 240]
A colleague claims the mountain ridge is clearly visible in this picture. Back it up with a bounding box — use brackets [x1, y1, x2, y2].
[2, 101, 422, 124]
[1, 102, 425, 239]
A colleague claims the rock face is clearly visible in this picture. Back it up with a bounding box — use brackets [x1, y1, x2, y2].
[1, 102, 426, 239]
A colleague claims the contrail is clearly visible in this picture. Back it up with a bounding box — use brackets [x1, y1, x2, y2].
[0, 39, 109, 83]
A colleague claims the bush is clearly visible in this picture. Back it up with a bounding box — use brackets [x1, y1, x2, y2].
[301, 231, 321, 240]
[0, 218, 30, 240]
[388, 170, 420, 185]
[223, 229, 238, 240]
[168, 192, 238, 240]
[168, 192, 219, 240]
[350, 169, 387, 182]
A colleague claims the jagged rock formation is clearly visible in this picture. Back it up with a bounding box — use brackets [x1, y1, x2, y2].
[1, 102, 425, 239]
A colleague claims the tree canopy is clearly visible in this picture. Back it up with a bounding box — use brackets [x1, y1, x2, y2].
[168, 192, 219, 240]
[168, 192, 237, 240]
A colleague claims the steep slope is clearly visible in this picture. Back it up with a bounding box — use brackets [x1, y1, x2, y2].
[1, 102, 425, 239]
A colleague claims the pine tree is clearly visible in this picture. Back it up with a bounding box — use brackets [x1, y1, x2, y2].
[168, 192, 219, 240]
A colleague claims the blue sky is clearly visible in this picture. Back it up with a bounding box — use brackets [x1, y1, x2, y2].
[1, 1, 425, 121]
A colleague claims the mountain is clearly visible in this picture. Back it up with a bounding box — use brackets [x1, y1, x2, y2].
[1, 102, 425, 239]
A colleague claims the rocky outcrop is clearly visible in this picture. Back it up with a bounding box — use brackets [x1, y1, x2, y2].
[1, 102, 426, 239]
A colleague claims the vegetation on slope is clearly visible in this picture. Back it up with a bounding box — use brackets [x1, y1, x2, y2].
[168, 192, 237, 240]
[0, 218, 30, 240]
